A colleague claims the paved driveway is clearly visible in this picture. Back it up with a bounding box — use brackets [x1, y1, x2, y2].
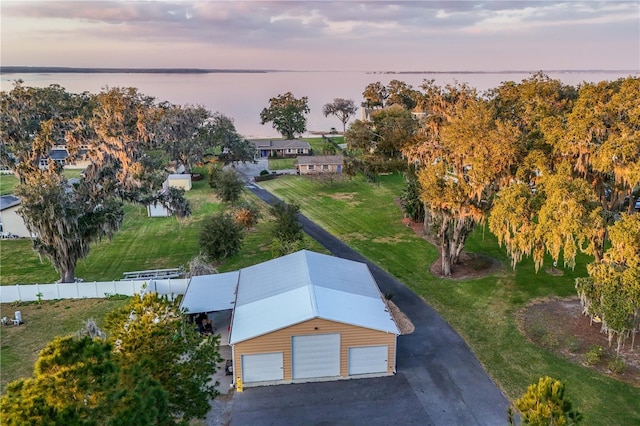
[225, 177, 511, 425]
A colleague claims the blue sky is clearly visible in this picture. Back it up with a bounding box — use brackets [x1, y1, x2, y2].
[2, 1, 639, 71]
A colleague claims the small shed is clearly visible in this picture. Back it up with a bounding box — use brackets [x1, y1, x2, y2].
[163, 174, 192, 191]
[297, 155, 344, 175]
[147, 202, 171, 218]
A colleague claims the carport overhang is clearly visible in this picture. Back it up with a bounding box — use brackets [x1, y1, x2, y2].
[179, 271, 239, 313]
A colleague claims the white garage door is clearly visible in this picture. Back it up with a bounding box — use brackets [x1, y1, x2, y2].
[348, 345, 388, 375]
[241, 352, 284, 383]
[292, 334, 340, 379]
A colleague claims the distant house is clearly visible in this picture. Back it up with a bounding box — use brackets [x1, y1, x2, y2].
[0, 195, 32, 238]
[38, 148, 91, 170]
[163, 174, 192, 191]
[250, 139, 311, 158]
[297, 155, 344, 175]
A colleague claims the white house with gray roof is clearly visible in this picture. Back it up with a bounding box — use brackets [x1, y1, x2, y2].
[250, 139, 311, 158]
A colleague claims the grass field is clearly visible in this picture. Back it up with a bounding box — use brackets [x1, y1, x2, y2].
[259, 173, 640, 426]
[0, 169, 87, 196]
[0, 167, 325, 285]
[0, 297, 131, 392]
[268, 158, 297, 170]
[0, 174, 18, 196]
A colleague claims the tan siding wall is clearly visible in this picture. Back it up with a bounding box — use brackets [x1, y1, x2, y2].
[299, 163, 341, 175]
[233, 318, 396, 384]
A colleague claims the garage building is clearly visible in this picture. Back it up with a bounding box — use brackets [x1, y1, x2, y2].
[181, 250, 399, 388]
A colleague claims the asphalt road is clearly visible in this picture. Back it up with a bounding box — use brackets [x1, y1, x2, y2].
[230, 178, 511, 425]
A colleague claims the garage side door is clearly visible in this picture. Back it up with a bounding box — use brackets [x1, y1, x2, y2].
[348, 345, 388, 375]
[241, 352, 284, 383]
[292, 334, 340, 379]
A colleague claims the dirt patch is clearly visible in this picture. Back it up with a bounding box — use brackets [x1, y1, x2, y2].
[400, 215, 503, 280]
[325, 192, 360, 207]
[517, 297, 639, 387]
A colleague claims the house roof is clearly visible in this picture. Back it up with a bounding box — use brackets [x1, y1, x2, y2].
[180, 271, 239, 313]
[229, 250, 398, 344]
[48, 149, 69, 161]
[297, 155, 344, 165]
[0, 195, 21, 211]
[250, 139, 311, 150]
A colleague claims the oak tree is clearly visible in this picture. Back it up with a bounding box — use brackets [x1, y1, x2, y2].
[404, 83, 521, 275]
[361, 81, 388, 109]
[322, 98, 358, 134]
[260, 92, 310, 139]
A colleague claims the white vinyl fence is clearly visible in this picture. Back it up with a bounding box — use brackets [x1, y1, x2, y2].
[0, 279, 189, 303]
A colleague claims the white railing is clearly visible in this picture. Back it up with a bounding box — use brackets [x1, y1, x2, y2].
[0, 279, 190, 303]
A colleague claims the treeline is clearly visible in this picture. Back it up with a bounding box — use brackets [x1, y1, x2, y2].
[0, 82, 257, 283]
[343, 73, 639, 352]
[1, 66, 270, 74]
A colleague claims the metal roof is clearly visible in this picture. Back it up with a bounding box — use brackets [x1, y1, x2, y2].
[229, 250, 398, 344]
[0, 195, 21, 211]
[179, 271, 239, 313]
[296, 155, 344, 165]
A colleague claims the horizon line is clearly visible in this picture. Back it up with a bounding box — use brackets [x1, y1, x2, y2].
[2, 66, 638, 75]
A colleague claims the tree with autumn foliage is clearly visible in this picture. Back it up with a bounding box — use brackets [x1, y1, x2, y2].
[576, 213, 640, 354]
[403, 82, 521, 275]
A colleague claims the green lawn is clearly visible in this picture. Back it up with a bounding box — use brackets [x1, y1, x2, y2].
[0, 170, 88, 196]
[0, 167, 325, 285]
[259, 173, 640, 426]
[0, 297, 131, 392]
[268, 158, 297, 170]
[0, 174, 18, 195]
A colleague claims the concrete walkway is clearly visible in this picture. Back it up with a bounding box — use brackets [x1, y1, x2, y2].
[222, 170, 511, 425]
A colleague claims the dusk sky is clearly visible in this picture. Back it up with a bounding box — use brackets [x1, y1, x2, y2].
[2, 1, 639, 72]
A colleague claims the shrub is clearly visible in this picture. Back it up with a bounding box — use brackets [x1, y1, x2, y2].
[541, 333, 559, 350]
[199, 212, 244, 262]
[565, 337, 581, 353]
[608, 358, 626, 374]
[212, 169, 244, 204]
[234, 202, 261, 229]
[585, 345, 604, 365]
[512, 376, 582, 425]
[259, 169, 270, 176]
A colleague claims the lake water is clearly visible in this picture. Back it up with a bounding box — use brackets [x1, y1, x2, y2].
[2, 70, 637, 139]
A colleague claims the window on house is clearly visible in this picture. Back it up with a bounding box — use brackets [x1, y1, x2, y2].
[308, 165, 315, 170]
[322, 164, 329, 170]
[297, 149, 304, 154]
